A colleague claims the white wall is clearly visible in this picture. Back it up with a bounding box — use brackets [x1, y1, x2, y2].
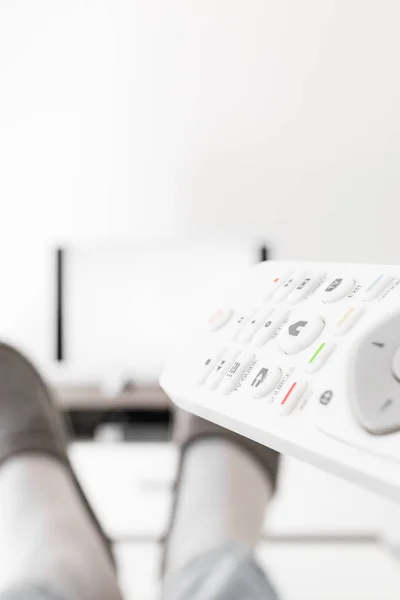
[1, 0, 400, 382]
[1, 0, 400, 251]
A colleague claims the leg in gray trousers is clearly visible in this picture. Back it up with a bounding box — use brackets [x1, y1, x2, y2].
[162, 542, 279, 600]
[161, 410, 281, 600]
[0, 341, 280, 600]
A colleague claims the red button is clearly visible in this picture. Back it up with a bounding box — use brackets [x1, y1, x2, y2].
[279, 379, 307, 415]
[281, 382, 297, 405]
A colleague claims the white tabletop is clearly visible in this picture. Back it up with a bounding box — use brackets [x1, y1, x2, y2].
[69, 441, 395, 541]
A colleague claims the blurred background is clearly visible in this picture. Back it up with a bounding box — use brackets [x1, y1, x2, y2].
[1, 1, 400, 598]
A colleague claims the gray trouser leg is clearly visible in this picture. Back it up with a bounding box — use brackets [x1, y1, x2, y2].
[173, 410, 281, 492]
[0, 587, 66, 600]
[161, 542, 280, 600]
[162, 410, 281, 566]
[161, 410, 281, 593]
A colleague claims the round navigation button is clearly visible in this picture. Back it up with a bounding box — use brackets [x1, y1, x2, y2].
[351, 313, 400, 434]
[392, 346, 400, 383]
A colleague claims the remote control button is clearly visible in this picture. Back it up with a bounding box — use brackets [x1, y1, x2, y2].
[238, 306, 274, 343]
[207, 309, 233, 332]
[273, 273, 305, 302]
[392, 347, 400, 382]
[232, 307, 257, 340]
[253, 308, 290, 347]
[351, 313, 400, 434]
[198, 348, 226, 384]
[321, 277, 356, 303]
[263, 274, 290, 300]
[220, 352, 256, 395]
[279, 315, 325, 355]
[334, 306, 364, 336]
[306, 341, 335, 374]
[279, 379, 308, 415]
[288, 273, 326, 304]
[206, 348, 241, 390]
[362, 275, 393, 301]
[249, 364, 282, 399]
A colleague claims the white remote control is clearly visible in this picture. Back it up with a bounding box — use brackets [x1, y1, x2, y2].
[160, 261, 400, 502]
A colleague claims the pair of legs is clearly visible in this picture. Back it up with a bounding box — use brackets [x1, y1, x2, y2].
[0, 343, 280, 600]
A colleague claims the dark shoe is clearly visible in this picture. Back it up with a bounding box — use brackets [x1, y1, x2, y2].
[0, 342, 115, 565]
